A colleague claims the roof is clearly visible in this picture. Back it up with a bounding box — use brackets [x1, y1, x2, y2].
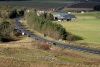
[52, 12, 76, 20]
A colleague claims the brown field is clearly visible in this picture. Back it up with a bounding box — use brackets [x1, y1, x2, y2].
[0, 37, 100, 67]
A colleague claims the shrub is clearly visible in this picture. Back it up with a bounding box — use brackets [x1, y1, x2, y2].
[0, 21, 17, 42]
[25, 11, 69, 40]
[39, 44, 51, 50]
[0, 7, 24, 19]
[66, 34, 83, 43]
[9, 9, 24, 18]
[35, 41, 51, 50]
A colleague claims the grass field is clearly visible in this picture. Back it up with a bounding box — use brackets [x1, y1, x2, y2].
[59, 12, 100, 45]
[0, 37, 100, 67]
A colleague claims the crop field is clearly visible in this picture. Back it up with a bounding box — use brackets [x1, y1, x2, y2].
[59, 12, 100, 45]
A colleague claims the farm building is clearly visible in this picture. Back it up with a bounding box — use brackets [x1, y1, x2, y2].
[52, 12, 76, 21]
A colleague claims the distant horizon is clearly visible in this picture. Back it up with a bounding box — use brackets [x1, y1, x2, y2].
[0, 0, 100, 3]
[0, 0, 100, 2]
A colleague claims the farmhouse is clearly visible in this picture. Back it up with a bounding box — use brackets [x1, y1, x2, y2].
[52, 12, 76, 21]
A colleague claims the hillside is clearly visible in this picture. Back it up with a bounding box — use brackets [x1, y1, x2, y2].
[0, 37, 100, 67]
[68, 2, 100, 8]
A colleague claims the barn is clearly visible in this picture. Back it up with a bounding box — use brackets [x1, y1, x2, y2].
[52, 12, 76, 21]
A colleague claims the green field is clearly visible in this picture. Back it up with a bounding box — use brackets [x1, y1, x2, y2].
[59, 12, 100, 44]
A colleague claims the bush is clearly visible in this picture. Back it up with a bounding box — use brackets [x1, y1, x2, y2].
[0, 7, 24, 19]
[25, 11, 69, 40]
[66, 34, 83, 43]
[39, 44, 51, 50]
[0, 21, 17, 42]
[9, 9, 24, 18]
[0, 35, 15, 42]
[35, 41, 51, 50]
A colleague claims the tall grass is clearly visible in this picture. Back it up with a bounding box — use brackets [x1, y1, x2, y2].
[25, 10, 69, 40]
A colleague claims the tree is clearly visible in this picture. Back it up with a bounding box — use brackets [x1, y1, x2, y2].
[47, 13, 54, 20]
[0, 21, 15, 42]
[9, 9, 24, 18]
[94, 5, 100, 11]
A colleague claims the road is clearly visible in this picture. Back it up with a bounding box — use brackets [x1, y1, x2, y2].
[15, 18, 100, 55]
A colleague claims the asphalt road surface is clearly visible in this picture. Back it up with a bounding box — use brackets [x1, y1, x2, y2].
[15, 18, 100, 55]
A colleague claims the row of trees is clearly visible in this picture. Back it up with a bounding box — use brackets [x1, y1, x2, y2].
[25, 11, 69, 40]
[0, 8, 24, 19]
[0, 0, 30, 1]
[94, 5, 100, 11]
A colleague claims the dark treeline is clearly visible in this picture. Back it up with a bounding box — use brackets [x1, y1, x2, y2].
[94, 5, 100, 11]
[0, 7, 24, 18]
[0, 0, 29, 1]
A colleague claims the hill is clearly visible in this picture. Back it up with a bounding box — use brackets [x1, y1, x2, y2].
[68, 2, 100, 8]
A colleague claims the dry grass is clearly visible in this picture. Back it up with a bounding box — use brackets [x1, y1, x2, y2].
[0, 37, 100, 67]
